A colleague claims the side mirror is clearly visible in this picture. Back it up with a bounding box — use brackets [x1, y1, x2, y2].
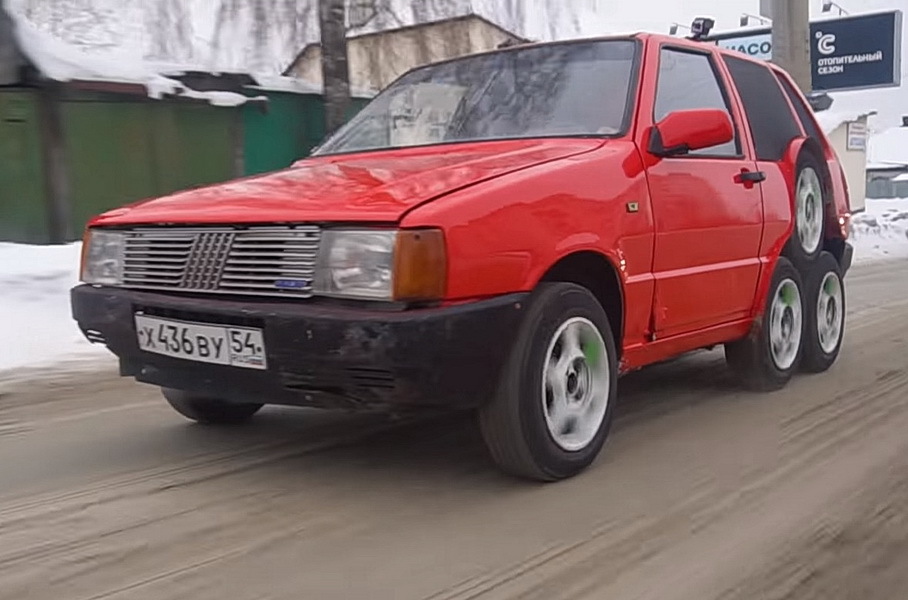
[648, 109, 734, 157]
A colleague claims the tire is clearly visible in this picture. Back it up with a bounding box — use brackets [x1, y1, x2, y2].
[162, 388, 263, 425]
[725, 257, 805, 392]
[784, 152, 827, 269]
[478, 283, 618, 482]
[801, 252, 845, 373]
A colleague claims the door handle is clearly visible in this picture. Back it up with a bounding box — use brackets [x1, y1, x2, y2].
[735, 170, 766, 185]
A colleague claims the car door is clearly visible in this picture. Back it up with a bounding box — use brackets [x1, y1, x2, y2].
[642, 45, 764, 339]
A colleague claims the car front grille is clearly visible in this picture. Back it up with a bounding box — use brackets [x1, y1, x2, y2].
[121, 226, 321, 298]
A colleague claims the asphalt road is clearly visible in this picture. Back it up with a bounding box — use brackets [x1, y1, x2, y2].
[1, 259, 907, 600]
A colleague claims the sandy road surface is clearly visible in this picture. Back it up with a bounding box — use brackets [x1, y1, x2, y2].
[1, 260, 907, 600]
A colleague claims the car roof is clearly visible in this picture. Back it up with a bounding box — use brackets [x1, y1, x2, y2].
[388, 32, 790, 89]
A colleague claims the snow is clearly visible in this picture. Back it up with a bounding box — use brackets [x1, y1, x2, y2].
[8, 9, 267, 106]
[868, 127, 908, 167]
[179, 89, 266, 108]
[247, 74, 375, 99]
[10, 9, 182, 99]
[0, 243, 110, 373]
[814, 110, 875, 136]
[2, 197, 906, 371]
[851, 198, 908, 264]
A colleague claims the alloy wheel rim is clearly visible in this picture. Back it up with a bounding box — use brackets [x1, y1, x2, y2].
[796, 167, 824, 255]
[816, 271, 844, 354]
[541, 317, 610, 452]
[769, 278, 803, 371]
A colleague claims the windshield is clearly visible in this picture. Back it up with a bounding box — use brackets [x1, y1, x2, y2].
[314, 39, 639, 156]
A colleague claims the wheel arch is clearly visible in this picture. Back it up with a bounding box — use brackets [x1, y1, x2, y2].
[539, 250, 625, 356]
[791, 137, 849, 266]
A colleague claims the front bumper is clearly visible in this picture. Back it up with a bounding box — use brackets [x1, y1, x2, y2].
[71, 285, 528, 410]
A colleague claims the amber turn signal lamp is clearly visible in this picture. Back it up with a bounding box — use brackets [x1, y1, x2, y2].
[393, 229, 447, 302]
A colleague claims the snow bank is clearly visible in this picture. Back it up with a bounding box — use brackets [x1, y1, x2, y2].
[0, 243, 109, 372]
[851, 197, 908, 264]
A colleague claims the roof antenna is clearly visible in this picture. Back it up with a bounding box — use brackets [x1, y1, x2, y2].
[687, 17, 715, 41]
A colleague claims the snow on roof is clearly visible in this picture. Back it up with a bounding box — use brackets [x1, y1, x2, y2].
[868, 127, 908, 166]
[248, 73, 376, 99]
[867, 161, 908, 171]
[813, 109, 876, 135]
[9, 11, 265, 106]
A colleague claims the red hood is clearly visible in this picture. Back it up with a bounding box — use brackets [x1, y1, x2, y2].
[91, 139, 603, 226]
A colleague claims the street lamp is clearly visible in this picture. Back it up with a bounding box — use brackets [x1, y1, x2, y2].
[669, 22, 690, 35]
[740, 13, 772, 27]
[822, 1, 849, 15]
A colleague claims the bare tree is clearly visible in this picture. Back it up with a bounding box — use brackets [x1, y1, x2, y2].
[146, 0, 191, 62]
[320, 0, 350, 135]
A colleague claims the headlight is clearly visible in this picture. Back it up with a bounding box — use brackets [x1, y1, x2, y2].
[313, 228, 446, 302]
[81, 229, 125, 286]
[314, 229, 396, 300]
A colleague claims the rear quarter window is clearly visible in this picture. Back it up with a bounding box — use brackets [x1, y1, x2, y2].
[773, 71, 824, 142]
[722, 55, 803, 161]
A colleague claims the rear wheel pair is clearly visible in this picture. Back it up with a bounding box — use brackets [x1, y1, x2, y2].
[725, 253, 844, 391]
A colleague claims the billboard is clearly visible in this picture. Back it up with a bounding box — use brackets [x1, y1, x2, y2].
[708, 10, 902, 92]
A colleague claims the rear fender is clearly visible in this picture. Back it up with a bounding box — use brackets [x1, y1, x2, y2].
[750, 138, 807, 322]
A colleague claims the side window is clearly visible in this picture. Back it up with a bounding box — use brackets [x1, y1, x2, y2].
[723, 55, 804, 161]
[653, 48, 739, 157]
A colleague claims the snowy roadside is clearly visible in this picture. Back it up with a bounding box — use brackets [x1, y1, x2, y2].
[1, 197, 906, 373]
[851, 198, 908, 264]
[0, 242, 110, 374]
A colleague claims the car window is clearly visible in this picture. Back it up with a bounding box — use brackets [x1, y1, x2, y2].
[654, 48, 739, 157]
[723, 55, 805, 161]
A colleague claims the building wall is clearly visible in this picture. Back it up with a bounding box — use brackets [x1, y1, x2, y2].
[827, 118, 868, 212]
[288, 18, 522, 93]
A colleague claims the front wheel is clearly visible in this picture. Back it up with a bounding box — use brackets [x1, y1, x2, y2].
[478, 283, 618, 482]
[162, 388, 263, 425]
[726, 257, 805, 392]
[801, 252, 845, 373]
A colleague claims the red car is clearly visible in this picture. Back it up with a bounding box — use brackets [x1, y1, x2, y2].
[72, 33, 852, 481]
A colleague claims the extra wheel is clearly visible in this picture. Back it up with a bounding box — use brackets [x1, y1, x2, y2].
[802, 252, 845, 373]
[478, 283, 618, 482]
[162, 388, 263, 425]
[725, 257, 805, 392]
[784, 153, 827, 268]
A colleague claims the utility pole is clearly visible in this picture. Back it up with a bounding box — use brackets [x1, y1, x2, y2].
[759, 0, 773, 20]
[318, 0, 351, 136]
[771, 0, 812, 92]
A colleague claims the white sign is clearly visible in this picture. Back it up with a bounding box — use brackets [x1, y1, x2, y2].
[716, 33, 773, 60]
[846, 121, 867, 151]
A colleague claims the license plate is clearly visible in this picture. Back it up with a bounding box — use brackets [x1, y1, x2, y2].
[134, 314, 267, 370]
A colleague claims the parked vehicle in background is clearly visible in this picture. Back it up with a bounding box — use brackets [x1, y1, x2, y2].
[72, 32, 852, 481]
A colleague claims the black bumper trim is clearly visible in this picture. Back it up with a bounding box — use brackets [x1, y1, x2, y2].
[840, 241, 854, 275]
[71, 286, 529, 410]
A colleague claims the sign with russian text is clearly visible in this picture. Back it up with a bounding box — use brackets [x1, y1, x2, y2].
[846, 121, 867, 151]
[706, 10, 902, 92]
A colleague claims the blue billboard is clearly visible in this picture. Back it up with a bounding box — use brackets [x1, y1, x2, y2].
[706, 10, 902, 92]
